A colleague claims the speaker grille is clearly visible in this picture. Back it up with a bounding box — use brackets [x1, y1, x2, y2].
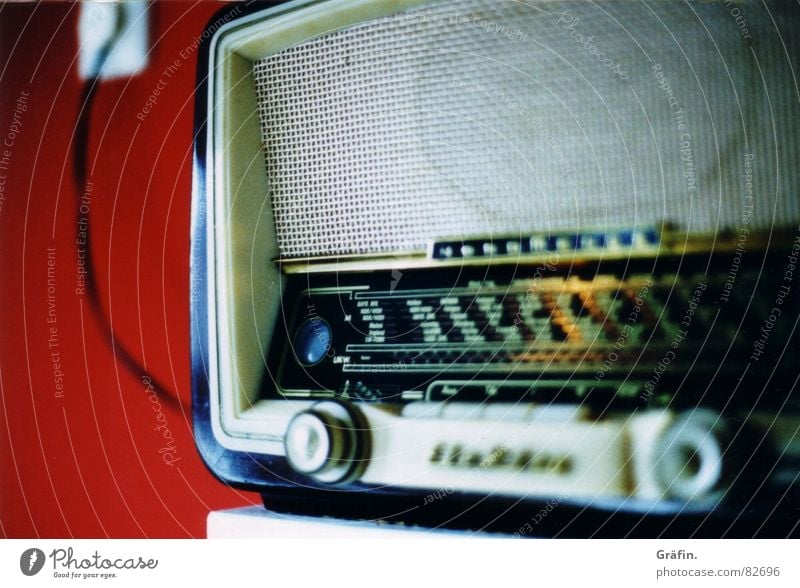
[253, 0, 800, 258]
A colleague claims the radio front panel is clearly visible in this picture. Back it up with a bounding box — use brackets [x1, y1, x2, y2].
[270, 255, 799, 413]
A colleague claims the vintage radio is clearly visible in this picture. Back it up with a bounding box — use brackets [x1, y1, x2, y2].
[191, 0, 800, 536]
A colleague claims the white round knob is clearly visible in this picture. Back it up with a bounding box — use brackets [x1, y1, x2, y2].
[656, 410, 727, 503]
[284, 401, 367, 484]
[284, 412, 332, 475]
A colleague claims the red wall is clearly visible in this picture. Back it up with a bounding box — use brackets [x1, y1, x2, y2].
[0, 1, 258, 538]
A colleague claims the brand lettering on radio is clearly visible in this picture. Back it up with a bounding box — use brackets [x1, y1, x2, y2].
[429, 442, 573, 475]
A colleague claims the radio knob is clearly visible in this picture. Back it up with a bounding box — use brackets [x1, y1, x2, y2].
[284, 401, 367, 484]
[655, 409, 730, 503]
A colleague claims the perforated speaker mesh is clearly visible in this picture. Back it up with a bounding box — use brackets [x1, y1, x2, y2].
[253, 0, 800, 258]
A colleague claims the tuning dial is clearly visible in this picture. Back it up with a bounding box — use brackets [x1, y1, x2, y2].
[284, 401, 368, 484]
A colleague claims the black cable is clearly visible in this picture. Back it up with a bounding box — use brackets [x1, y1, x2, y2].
[73, 5, 186, 410]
